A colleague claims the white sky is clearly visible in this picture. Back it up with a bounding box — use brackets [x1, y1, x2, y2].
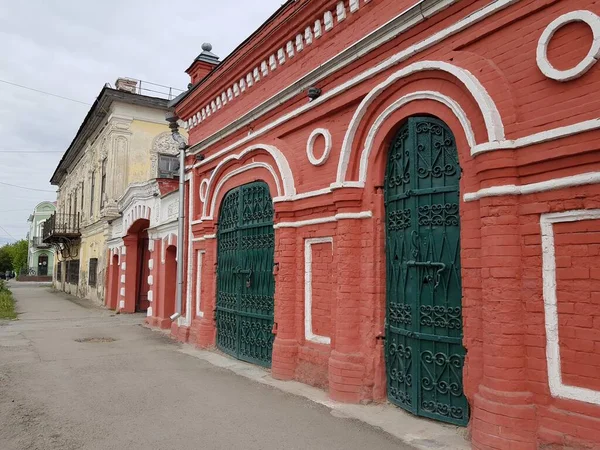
[0, 0, 285, 243]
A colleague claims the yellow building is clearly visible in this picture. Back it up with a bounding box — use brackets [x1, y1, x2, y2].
[45, 78, 184, 304]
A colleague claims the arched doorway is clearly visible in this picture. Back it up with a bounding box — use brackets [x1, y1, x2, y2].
[216, 181, 275, 367]
[123, 218, 151, 313]
[38, 254, 49, 276]
[384, 116, 468, 425]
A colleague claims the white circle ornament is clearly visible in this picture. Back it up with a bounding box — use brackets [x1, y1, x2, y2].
[537, 10, 600, 82]
[199, 178, 209, 203]
[306, 128, 332, 166]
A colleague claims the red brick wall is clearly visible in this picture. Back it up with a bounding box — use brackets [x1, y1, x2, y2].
[170, 0, 600, 448]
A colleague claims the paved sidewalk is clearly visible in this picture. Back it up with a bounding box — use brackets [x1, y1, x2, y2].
[0, 282, 468, 450]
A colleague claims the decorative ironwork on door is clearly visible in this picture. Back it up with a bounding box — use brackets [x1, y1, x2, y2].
[216, 181, 275, 367]
[384, 117, 468, 426]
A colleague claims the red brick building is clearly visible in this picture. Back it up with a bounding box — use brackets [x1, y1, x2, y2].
[108, 0, 600, 448]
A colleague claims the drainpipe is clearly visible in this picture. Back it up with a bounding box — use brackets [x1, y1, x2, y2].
[165, 112, 188, 321]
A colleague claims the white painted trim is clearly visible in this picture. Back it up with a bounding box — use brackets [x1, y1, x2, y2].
[357, 90, 476, 184]
[199, 178, 209, 203]
[148, 275, 153, 286]
[148, 259, 154, 270]
[537, 10, 600, 82]
[274, 211, 372, 229]
[273, 187, 333, 203]
[204, 162, 281, 220]
[463, 171, 600, 202]
[305, 237, 334, 345]
[472, 118, 600, 155]
[195, 250, 206, 318]
[121, 262, 126, 270]
[190, 0, 513, 165]
[147, 306, 153, 317]
[541, 209, 600, 406]
[193, 234, 217, 242]
[306, 128, 333, 166]
[201, 144, 296, 219]
[120, 274, 126, 284]
[120, 288, 125, 297]
[119, 300, 125, 309]
[337, 60, 504, 184]
[148, 290, 154, 302]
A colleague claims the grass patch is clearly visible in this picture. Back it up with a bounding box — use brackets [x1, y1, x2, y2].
[0, 281, 16, 320]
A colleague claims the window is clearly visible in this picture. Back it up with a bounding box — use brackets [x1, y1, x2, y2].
[81, 181, 84, 211]
[73, 187, 77, 220]
[66, 260, 80, 284]
[100, 159, 107, 208]
[90, 170, 95, 215]
[56, 261, 62, 281]
[88, 258, 98, 287]
[158, 154, 179, 179]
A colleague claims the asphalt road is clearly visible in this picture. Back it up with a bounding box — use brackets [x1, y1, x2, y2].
[0, 283, 413, 450]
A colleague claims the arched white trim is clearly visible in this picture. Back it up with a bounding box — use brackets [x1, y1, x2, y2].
[306, 128, 332, 166]
[336, 60, 505, 184]
[203, 144, 295, 217]
[356, 90, 476, 184]
[203, 162, 282, 220]
[537, 10, 600, 82]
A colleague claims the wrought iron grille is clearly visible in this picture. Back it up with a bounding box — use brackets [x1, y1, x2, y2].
[42, 213, 81, 241]
[216, 181, 275, 367]
[384, 117, 468, 426]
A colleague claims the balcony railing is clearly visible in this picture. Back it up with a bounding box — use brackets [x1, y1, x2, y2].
[31, 236, 51, 248]
[42, 213, 81, 243]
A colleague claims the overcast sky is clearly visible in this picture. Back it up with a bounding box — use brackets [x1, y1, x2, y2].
[0, 0, 284, 243]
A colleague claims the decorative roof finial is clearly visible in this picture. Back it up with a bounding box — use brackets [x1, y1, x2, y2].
[201, 43, 212, 52]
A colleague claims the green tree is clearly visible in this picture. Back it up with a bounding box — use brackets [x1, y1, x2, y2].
[0, 246, 12, 273]
[9, 240, 28, 274]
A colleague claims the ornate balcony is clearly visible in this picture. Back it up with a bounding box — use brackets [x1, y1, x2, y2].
[42, 213, 81, 244]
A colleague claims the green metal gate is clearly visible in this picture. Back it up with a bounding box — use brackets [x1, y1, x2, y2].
[216, 181, 275, 367]
[384, 117, 468, 425]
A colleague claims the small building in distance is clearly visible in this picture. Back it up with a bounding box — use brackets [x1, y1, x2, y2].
[25, 201, 56, 280]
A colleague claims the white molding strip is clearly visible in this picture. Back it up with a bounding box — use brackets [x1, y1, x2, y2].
[190, 0, 515, 165]
[274, 211, 372, 229]
[192, 234, 217, 242]
[541, 209, 600, 406]
[463, 172, 600, 202]
[304, 237, 334, 345]
[195, 250, 206, 318]
[471, 118, 600, 155]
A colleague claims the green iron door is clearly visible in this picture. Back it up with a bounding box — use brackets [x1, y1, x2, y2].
[216, 181, 275, 367]
[384, 117, 468, 425]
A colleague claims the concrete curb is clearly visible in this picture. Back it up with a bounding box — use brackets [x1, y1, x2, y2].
[148, 326, 470, 450]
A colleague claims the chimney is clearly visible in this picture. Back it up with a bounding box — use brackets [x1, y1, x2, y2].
[186, 43, 220, 86]
[115, 77, 138, 93]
